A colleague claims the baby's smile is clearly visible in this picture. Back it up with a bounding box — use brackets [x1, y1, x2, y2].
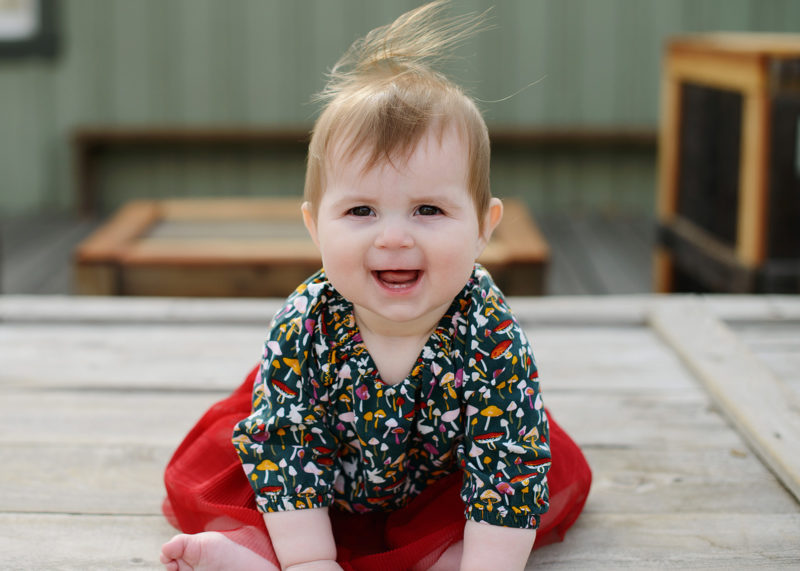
[373, 269, 422, 290]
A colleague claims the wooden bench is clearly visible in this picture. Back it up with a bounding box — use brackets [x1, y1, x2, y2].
[74, 197, 550, 297]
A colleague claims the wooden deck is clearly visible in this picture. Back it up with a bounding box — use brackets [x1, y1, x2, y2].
[0, 213, 655, 296]
[1, 295, 799, 569]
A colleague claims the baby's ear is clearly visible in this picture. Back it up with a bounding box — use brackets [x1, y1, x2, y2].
[477, 198, 503, 255]
[301, 202, 320, 249]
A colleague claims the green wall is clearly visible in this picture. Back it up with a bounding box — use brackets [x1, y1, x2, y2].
[2, 0, 799, 216]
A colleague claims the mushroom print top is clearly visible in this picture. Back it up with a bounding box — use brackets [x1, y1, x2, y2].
[232, 265, 551, 529]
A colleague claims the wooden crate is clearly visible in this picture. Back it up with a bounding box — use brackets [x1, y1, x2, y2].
[74, 197, 549, 297]
[655, 33, 800, 293]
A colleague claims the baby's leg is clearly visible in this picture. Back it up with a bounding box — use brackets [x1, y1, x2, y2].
[160, 529, 279, 571]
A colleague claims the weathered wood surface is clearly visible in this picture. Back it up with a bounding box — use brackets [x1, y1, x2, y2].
[1, 295, 799, 570]
[651, 299, 800, 502]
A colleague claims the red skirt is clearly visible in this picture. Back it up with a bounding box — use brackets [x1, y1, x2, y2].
[163, 366, 591, 570]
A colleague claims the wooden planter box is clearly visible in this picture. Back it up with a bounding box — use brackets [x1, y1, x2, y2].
[74, 198, 549, 297]
[655, 33, 800, 293]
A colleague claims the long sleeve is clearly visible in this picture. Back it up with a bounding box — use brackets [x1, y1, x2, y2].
[457, 270, 551, 529]
[232, 277, 339, 513]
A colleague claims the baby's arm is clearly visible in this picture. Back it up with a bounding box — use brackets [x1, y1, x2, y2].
[460, 520, 536, 571]
[263, 507, 341, 570]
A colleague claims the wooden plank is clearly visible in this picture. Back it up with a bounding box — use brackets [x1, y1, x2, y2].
[145, 220, 309, 240]
[0, 513, 174, 571]
[581, 445, 799, 515]
[0, 323, 263, 391]
[2, 439, 794, 519]
[737, 88, 770, 266]
[74, 200, 159, 261]
[650, 299, 800, 502]
[0, 390, 224, 446]
[729, 321, 800, 393]
[124, 235, 320, 264]
[119, 264, 317, 298]
[770, 297, 800, 319]
[656, 46, 681, 224]
[670, 33, 800, 57]
[702, 295, 777, 320]
[157, 197, 304, 221]
[652, 247, 674, 294]
[528, 513, 800, 569]
[0, 293, 653, 326]
[702, 295, 800, 321]
[2, 511, 798, 571]
[3, 293, 793, 327]
[545, 390, 746, 452]
[124, 239, 320, 265]
[529, 326, 700, 392]
[510, 295, 652, 325]
[0, 443, 172, 515]
[0, 294, 285, 325]
[0, 323, 687, 393]
[2, 294, 800, 570]
[666, 45, 765, 94]
[0, 387, 723, 451]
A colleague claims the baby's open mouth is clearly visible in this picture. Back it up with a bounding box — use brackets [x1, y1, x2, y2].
[374, 270, 421, 289]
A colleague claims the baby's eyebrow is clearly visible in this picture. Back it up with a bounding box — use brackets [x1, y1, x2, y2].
[407, 192, 464, 209]
[325, 191, 373, 206]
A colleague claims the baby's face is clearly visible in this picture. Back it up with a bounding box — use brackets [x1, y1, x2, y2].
[303, 126, 497, 331]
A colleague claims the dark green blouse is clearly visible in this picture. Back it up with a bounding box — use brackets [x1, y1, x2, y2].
[233, 265, 550, 529]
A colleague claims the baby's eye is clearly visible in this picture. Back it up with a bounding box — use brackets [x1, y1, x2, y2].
[348, 206, 374, 217]
[416, 205, 442, 216]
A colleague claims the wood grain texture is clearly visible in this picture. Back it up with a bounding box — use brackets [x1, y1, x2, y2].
[1, 295, 799, 568]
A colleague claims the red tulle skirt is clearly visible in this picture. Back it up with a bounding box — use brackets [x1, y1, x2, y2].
[163, 366, 591, 570]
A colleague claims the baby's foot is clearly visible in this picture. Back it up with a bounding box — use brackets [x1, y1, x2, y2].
[160, 531, 279, 571]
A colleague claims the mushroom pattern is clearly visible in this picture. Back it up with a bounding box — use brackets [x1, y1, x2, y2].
[232, 265, 550, 529]
[480, 405, 503, 429]
[480, 489, 501, 511]
[271, 379, 297, 404]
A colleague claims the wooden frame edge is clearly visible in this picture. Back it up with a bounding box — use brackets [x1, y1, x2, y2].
[649, 299, 800, 503]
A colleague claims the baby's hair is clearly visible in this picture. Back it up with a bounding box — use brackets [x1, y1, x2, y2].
[304, 0, 493, 230]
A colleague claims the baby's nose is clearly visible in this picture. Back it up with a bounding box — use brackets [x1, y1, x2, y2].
[374, 220, 414, 249]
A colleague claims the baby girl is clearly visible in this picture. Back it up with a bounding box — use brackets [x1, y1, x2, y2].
[160, 2, 590, 570]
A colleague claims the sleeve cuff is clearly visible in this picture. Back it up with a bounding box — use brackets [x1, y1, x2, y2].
[254, 487, 334, 513]
[465, 503, 543, 529]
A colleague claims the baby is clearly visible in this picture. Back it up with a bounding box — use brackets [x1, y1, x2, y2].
[160, 2, 590, 570]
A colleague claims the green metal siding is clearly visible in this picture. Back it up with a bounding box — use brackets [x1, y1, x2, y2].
[1, 0, 799, 215]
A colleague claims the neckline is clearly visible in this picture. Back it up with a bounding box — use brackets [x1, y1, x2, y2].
[332, 281, 467, 387]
